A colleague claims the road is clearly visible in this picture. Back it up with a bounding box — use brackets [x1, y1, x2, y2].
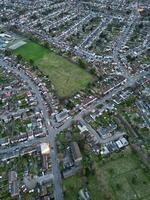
[0, 58, 149, 200]
[0, 59, 63, 200]
[78, 17, 112, 49]
[57, 13, 93, 41]
[79, 118, 126, 144]
[113, 10, 140, 79]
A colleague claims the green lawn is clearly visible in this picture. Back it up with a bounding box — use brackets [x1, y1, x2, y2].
[14, 41, 93, 97]
[63, 148, 150, 200]
[63, 174, 83, 200]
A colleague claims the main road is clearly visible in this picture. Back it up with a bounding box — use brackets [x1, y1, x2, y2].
[0, 59, 63, 200]
[0, 58, 149, 200]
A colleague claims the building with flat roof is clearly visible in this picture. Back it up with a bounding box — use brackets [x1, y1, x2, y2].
[40, 143, 50, 155]
[8, 171, 19, 198]
[71, 142, 82, 166]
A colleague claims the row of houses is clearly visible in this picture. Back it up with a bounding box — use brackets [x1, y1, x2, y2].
[101, 137, 129, 156]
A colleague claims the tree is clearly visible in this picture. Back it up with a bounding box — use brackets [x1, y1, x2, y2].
[78, 58, 86, 69]
[98, 75, 103, 81]
[126, 10, 131, 15]
[31, 13, 37, 20]
[138, 23, 143, 29]
[29, 59, 34, 66]
[131, 176, 137, 185]
[16, 54, 22, 61]
[43, 41, 50, 49]
[125, 96, 135, 107]
[87, 82, 92, 88]
[32, 65, 38, 71]
[108, 168, 114, 175]
[100, 32, 106, 39]
[126, 55, 135, 63]
[9, 25, 18, 32]
[65, 100, 74, 110]
[76, 32, 80, 39]
[90, 68, 96, 75]
[0, 99, 3, 106]
[1, 16, 8, 22]
[107, 6, 111, 10]
[82, 25, 85, 32]
[116, 183, 122, 191]
[4, 50, 11, 56]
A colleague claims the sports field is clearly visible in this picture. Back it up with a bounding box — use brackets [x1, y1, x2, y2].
[14, 41, 93, 97]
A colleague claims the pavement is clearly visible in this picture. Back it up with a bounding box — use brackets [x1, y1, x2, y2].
[0, 59, 63, 200]
[79, 17, 113, 49]
[79, 118, 126, 144]
[0, 57, 149, 200]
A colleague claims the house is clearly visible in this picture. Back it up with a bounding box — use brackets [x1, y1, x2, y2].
[0, 138, 10, 146]
[116, 137, 128, 149]
[42, 154, 49, 170]
[78, 188, 90, 200]
[10, 133, 27, 144]
[77, 121, 88, 133]
[1, 115, 9, 123]
[97, 124, 117, 139]
[100, 146, 110, 156]
[142, 87, 150, 97]
[97, 127, 112, 139]
[90, 110, 99, 120]
[8, 171, 19, 198]
[71, 142, 82, 166]
[55, 109, 69, 123]
[40, 143, 50, 170]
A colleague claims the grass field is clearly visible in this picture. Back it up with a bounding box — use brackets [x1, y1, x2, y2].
[63, 148, 150, 200]
[14, 41, 93, 97]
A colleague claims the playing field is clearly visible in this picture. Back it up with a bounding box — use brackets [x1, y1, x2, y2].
[14, 41, 93, 97]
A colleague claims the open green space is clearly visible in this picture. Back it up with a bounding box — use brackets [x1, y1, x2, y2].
[63, 148, 150, 200]
[14, 41, 93, 97]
